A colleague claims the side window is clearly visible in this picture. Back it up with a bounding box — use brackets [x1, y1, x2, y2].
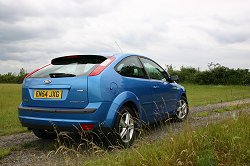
[115, 56, 147, 78]
[140, 57, 168, 81]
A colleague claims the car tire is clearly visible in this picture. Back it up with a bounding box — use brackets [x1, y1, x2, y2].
[175, 96, 189, 121]
[112, 106, 137, 148]
[32, 129, 57, 139]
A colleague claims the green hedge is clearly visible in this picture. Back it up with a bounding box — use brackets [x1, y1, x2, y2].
[166, 63, 250, 85]
[0, 68, 27, 84]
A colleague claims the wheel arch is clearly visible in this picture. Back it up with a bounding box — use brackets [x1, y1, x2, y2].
[180, 92, 188, 103]
[122, 101, 139, 118]
[104, 91, 141, 128]
[176, 86, 188, 103]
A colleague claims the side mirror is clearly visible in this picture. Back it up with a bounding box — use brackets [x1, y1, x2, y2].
[170, 75, 179, 82]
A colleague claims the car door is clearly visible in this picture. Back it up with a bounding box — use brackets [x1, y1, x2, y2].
[139, 57, 179, 120]
[115, 56, 156, 124]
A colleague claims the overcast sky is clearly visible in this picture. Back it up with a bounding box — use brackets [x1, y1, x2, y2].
[0, 0, 249, 74]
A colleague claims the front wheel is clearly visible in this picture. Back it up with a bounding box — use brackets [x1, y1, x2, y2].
[112, 106, 137, 148]
[175, 96, 189, 121]
[32, 129, 57, 139]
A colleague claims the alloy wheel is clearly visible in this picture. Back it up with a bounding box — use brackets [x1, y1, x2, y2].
[118, 112, 135, 143]
[176, 99, 188, 119]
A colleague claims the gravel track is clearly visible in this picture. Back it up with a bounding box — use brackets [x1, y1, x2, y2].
[0, 98, 250, 166]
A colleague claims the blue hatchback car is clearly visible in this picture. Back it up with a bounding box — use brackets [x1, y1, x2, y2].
[18, 53, 188, 147]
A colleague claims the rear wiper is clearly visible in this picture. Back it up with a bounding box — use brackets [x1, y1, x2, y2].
[49, 73, 76, 78]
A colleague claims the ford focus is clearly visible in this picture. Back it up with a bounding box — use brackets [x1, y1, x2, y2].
[18, 53, 188, 147]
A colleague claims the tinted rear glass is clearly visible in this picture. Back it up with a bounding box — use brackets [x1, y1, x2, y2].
[30, 55, 107, 78]
[115, 56, 147, 78]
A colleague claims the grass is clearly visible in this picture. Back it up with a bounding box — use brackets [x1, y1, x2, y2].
[213, 102, 250, 113]
[0, 141, 48, 159]
[0, 148, 12, 159]
[0, 83, 249, 136]
[193, 111, 209, 117]
[1, 113, 248, 165]
[0, 146, 17, 159]
[0, 84, 27, 136]
[193, 102, 250, 117]
[80, 113, 250, 165]
[183, 84, 250, 106]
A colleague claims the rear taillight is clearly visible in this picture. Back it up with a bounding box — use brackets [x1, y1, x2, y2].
[25, 64, 51, 78]
[89, 56, 115, 76]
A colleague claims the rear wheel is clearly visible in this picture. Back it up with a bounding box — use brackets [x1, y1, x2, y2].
[175, 96, 189, 121]
[32, 129, 57, 139]
[112, 106, 137, 148]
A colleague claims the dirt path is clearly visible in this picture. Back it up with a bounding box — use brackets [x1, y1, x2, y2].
[191, 98, 250, 113]
[0, 98, 250, 166]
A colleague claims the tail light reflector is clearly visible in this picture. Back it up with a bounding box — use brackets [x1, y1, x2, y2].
[80, 124, 95, 131]
[89, 56, 115, 76]
[25, 64, 51, 78]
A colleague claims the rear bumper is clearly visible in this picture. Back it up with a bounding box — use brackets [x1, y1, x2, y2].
[18, 102, 113, 131]
[18, 106, 96, 114]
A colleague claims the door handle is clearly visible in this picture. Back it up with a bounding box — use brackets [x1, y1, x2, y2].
[153, 85, 159, 89]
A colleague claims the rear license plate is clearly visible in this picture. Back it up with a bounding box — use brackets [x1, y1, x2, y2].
[34, 90, 62, 99]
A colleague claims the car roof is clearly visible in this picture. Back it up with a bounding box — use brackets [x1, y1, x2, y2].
[51, 53, 147, 64]
[112, 53, 146, 59]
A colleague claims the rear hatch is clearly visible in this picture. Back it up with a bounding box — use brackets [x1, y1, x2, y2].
[22, 55, 107, 109]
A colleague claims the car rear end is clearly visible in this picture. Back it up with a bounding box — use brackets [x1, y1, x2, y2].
[18, 55, 115, 132]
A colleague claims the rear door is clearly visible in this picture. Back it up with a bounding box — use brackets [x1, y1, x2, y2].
[22, 55, 106, 109]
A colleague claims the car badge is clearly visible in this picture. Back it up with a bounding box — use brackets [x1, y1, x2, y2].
[44, 80, 51, 84]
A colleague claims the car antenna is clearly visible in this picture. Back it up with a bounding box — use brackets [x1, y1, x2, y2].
[115, 41, 123, 53]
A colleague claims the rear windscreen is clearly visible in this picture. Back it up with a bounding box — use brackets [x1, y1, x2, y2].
[30, 55, 107, 78]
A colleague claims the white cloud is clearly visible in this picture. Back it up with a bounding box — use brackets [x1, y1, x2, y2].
[0, 0, 250, 73]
